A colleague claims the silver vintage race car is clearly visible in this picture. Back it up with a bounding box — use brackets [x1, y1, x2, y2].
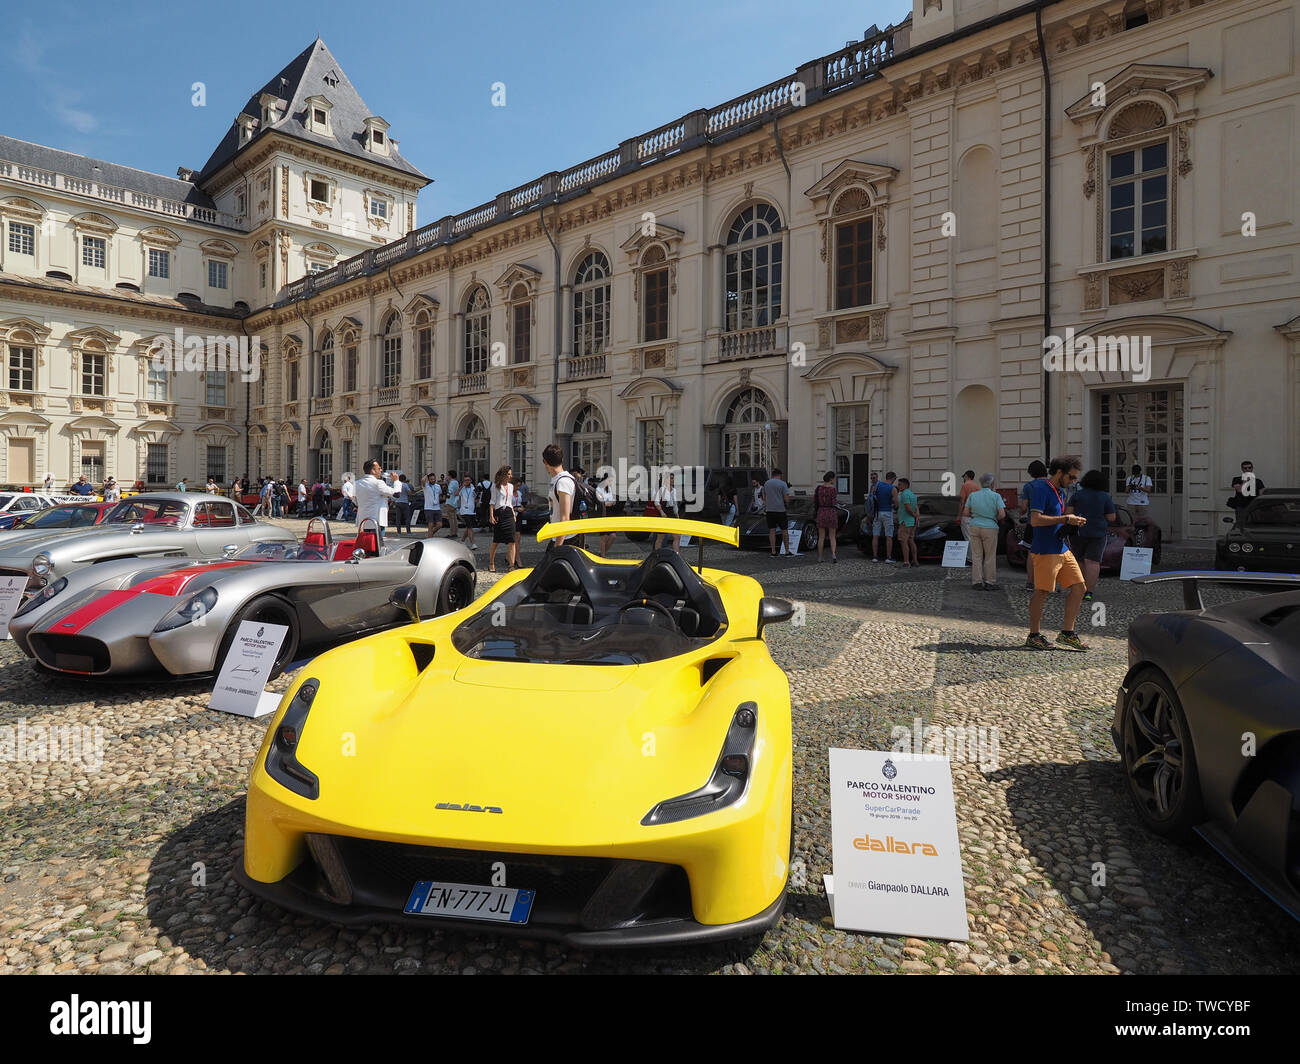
[9, 519, 476, 680]
[0, 492, 295, 594]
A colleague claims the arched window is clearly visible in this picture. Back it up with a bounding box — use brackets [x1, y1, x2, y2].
[461, 415, 488, 484]
[81, 340, 107, 397]
[380, 424, 401, 472]
[319, 331, 334, 397]
[509, 283, 531, 364]
[570, 403, 608, 474]
[463, 286, 490, 374]
[724, 204, 783, 331]
[722, 387, 775, 469]
[381, 314, 401, 388]
[573, 252, 610, 357]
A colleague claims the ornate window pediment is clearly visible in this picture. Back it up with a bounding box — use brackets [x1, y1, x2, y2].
[70, 212, 117, 236]
[1065, 64, 1212, 131]
[65, 325, 120, 353]
[0, 197, 45, 223]
[200, 238, 238, 259]
[804, 159, 899, 217]
[140, 226, 180, 248]
[493, 263, 541, 297]
[281, 334, 303, 359]
[403, 294, 439, 321]
[619, 222, 684, 263]
[0, 316, 51, 344]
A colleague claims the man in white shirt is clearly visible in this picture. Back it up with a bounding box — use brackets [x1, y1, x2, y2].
[1125, 463, 1153, 519]
[103, 477, 121, 503]
[296, 479, 308, 517]
[354, 459, 401, 546]
[444, 471, 460, 539]
[542, 443, 575, 546]
[423, 473, 442, 538]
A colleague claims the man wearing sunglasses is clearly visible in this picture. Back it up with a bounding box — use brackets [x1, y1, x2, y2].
[1025, 455, 1089, 651]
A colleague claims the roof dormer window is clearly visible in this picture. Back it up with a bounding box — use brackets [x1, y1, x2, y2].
[259, 92, 283, 128]
[363, 116, 391, 156]
[236, 113, 257, 147]
[305, 95, 333, 135]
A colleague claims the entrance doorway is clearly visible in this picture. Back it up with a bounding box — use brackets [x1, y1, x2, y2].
[1097, 386, 1184, 538]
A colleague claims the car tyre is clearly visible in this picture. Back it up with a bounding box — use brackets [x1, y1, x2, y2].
[437, 565, 475, 615]
[219, 594, 299, 682]
[1120, 668, 1203, 838]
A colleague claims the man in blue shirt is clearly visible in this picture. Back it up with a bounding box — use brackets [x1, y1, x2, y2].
[71, 475, 95, 496]
[1026, 456, 1089, 651]
[871, 471, 899, 563]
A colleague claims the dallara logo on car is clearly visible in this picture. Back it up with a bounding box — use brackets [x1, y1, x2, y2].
[852, 833, 938, 856]
[435, 802, 503, 813]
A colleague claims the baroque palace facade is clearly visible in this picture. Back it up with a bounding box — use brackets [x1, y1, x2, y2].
[0, 0, 1296, 543]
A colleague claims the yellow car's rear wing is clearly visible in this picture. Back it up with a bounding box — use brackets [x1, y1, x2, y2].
[536, 516, 739, 548]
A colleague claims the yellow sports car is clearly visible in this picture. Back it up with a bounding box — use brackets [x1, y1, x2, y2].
[237, 517, 795, 946]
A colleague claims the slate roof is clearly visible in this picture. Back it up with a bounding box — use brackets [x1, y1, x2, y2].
[0, 135, 215, 209]
[196, 39, 429, 185]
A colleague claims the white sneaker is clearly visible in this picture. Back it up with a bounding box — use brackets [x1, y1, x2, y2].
[885, 558, 896, 564]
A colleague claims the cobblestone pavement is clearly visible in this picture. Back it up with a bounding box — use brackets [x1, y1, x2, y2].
[2, 522, 1298, 974]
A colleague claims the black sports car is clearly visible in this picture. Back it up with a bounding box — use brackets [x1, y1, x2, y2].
[1216, 490, 1300, 573]
[854, 494, 984, 561]
[1114, 571, 1300, 918]
[737, 495, 854, 551]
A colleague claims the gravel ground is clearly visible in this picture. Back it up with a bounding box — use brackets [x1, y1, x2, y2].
[2, 523, 1297, 975]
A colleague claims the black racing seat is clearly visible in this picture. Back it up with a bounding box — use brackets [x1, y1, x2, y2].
[517, 546, 596, 625]
[628, 549, 725, 638]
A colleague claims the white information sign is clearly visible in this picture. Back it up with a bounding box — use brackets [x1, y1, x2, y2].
[0, 575, 26, 639]
[209, 620, 289, 717]
[1119, 546, 1154, 581]
[941, 540, 970, 567]
[825, 747, 969, 941]
[779, 520, 803, 556]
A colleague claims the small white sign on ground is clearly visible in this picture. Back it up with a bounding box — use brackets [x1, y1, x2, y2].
[825, 747, 969, 941]
[779, 520, 803, 556]
[0, 575, 26, 639]
[209, 620, 288, 717]
[1119, 546, 1154, 581]
[941, 540, 970, 567]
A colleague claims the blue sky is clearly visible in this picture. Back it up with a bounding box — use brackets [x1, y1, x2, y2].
[3, 0, 905, 219]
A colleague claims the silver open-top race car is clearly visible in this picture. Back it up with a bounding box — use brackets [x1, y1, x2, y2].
[0, 492, 297, 594]
[9, 519, 476, 680]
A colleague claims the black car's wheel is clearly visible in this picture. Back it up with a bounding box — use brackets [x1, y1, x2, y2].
[437, 565, 475, 615]
[219, 595, 299, 682]
[1120, 668, 1203, 838]
[800, 521, 817, 552]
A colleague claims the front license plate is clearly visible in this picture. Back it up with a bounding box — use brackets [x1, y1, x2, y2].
[403, 881, 535, 924]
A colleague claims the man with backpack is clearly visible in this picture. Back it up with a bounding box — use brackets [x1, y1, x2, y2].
[543, 444, 577, 547]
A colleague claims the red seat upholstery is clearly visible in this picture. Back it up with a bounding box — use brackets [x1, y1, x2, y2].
[356, 529, 379, 556]
[305, 530, 328, 550]
[330, 539, 357, 561]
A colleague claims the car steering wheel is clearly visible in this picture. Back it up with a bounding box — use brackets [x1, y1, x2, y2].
[618, 597, 676, 625]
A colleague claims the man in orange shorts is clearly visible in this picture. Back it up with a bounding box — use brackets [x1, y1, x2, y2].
[1025, 456, 1089, 651]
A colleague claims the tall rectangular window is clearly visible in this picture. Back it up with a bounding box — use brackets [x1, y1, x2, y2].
[509, 428, 527, 479]
[206, 374, 226, 407]
[148, 248, 170, 278]
[414, 435, 427, 474]
[643, 268, 669, 342]
[638, 418, 665, 467]
[345, 346, 357, 391]
[147, 363, 168, 401]
[1108, 142, 1168, 259]
[341, 439, 352, 478]
[208, 260, 228, 289]
[319, 348, 334, 397]
[417, 327, 433, 378]
[835, 219, 874, 309]
[8, 222, 34, 256]
[382, 335, 401, 388]
[81, 353, 106, 395]
[206, 445, 227, 484]
[287, 362, 298, 401]
[512, 302, 531, 363]
[82, 236, 106, 269]
[146, 443, 169, 483]
[80, 444, 104, 484]
[259, 262, 267, 289]
[8, 346, 34, 391]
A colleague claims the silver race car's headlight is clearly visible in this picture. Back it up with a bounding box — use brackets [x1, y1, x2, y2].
[153, 586, 218, 633]
[31, 553, 53, 577]
[13, 576, 68, 618]
[1229, 543, 1241, 553]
